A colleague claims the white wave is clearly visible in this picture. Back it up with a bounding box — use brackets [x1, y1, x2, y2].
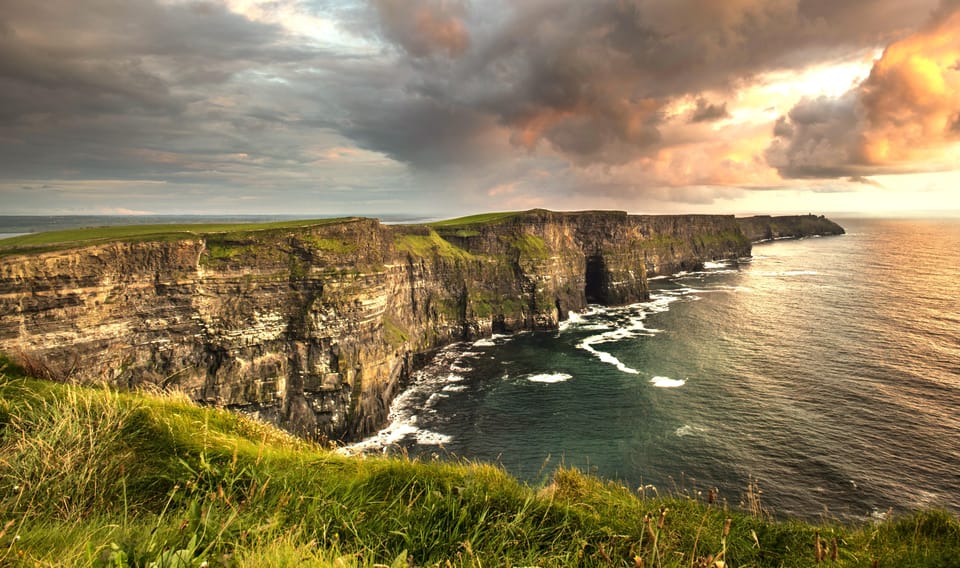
[339, 421, 420, 455]
[650, 376, 686, 388]
[471, 333, 513, 347]
[526, 372, 573, 383]
[568, 297, 684, 374]
[560, 307, 618, 331]
[710, 285, 753, 293]
[559, 313, 581, 331]
[442, 384, 467, 392]
[675, 424, 706, 437]
[566, 310, 585, 324]
[415, 430, 453, 446]
[339, 345, 468, 455]
[426, 392, 447, 406]
[644, 294, 680, 313]
[680, 285, 753, 295]
[577, 338, 640, 374]
[757, 270, 819, 277]
[703, 260, 730, 269]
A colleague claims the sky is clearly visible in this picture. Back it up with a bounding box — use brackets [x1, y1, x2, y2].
[1, 0, 960, 218]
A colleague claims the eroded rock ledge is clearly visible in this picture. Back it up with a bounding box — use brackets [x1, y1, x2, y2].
[0, 210, 841, 441]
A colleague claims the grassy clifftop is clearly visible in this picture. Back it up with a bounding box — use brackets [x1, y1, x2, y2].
[0, 218, 358, 257]
[1, 358, 957, 567]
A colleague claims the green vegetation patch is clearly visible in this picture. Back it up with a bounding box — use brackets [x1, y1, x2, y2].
[1, 354, 959, 566]
[394, 230, 475, 260]
[305, 237, 358, 255]
[382, 316, 410, 347]
[204, 243, 254, 262]
[0, 218, 357, 257]
[429, 211, 522, 227]
[506, 233, 550, 259]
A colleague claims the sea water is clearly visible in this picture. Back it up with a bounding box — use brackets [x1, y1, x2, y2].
[349, 218, 960, 521]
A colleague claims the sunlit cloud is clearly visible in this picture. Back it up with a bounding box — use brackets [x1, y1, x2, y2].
[0, 0, 955, 216]
[768, 7, 960, 178]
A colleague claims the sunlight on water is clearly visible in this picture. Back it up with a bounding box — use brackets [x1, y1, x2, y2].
[350, 219, 960, 521]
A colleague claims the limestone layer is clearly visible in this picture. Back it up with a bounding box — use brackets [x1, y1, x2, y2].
[0, 210, 836, 441]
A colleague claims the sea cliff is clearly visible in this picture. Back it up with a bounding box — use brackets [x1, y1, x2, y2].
[737, 214, 846, 242]
[0, 210, 837, 441]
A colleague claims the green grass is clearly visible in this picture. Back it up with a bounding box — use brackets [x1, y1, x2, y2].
[394, 230, 476, 260]
[0, 218, 357, 257]
[382, 317, 410, 348]
[429, 211, 522, 227]
[306, 237, 359, 255]
[0, 356, 958, 566]
[507, 233, 550, 259]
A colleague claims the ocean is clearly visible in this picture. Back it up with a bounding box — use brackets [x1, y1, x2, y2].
[349, 218, 960, 522]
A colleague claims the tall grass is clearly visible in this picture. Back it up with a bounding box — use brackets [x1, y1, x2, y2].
[0, 358, 957, 566]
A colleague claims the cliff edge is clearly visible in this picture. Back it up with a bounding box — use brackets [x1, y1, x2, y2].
[737, 214, 846, 242]
[0, 210, 838, 442]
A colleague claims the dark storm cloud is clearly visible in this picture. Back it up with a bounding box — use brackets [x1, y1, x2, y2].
[0, 0, 334, 184]
[848, 176, 884, 187]
[348, 0, 940, 171]
[689, 99, 730, 124]
[765, 93, 863, 178]
[0, 0, 950, 214]
[371, 0, 470, 57]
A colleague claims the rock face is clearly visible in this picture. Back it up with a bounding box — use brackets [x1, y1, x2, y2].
[0, 210, 769, 441]
[737, 214, 846, 242]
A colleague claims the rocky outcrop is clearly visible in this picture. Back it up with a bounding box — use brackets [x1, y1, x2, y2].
[0, 210, 772, 441]
[737, 214, 845, 242]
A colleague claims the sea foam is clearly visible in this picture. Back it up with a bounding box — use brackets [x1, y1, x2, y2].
[526, 372, 573, 383]
[339, 347, 469, 454]
[650, 376, 686, 388]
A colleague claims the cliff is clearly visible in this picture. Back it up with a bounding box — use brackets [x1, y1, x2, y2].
[0, 210, 759, 441]
[737, 214, 846, 242]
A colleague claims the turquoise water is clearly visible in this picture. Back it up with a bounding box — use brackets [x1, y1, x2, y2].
[356, 218, 960, 520]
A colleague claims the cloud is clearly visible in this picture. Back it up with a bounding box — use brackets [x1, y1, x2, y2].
[0, 0, 951, 215]
[347, 0, 940, 178]
[689, 99, 730, 123]
[847, 175, 884, 187]
[768, 5, 960, 178]
[371, 0, 470, 57]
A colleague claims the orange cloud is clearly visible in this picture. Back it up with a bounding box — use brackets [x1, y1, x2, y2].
[857, 9, 960, 165]
[769, 7, 960, 178]
[412, 6, 469, 57]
